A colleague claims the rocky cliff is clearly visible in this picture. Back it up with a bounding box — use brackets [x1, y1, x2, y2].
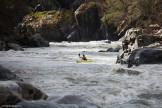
[0, 0, 161, 47]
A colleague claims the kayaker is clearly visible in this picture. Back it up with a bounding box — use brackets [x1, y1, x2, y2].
[78, 52, 87, 60]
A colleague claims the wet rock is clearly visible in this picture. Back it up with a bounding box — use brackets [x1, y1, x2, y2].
[128, 48, 162, 67]
[106, 46, 121, 52]
[8, 43, 24, 51]
[16, 81, 47, 100]
[75, 2, 104, 41]
[116, 50, 130, 64]
[99, 45, 121, 52]
[0, 81, 22, 106]
[0, 65, 21, 81]
[56, 95, 98, 108]
[0, 81, 47, 106]
[113, 67, 142, 75]
[138, 93, 162, 100]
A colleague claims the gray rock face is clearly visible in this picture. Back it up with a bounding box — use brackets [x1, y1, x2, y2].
[75, 2, 104, 41]
[0, 65, 21, 81]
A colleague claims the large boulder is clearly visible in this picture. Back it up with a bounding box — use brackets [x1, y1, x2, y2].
[128, 48, 162, 67]
[56, 95, 98, 108]
[16, 81, 47, 100]
[0, 81, 22, 106]
[75, 2, 104, 41]
[0, 81, 47, 106]
[0, 65, 21, 81]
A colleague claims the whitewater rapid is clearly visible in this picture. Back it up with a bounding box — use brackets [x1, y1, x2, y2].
[0, 41, 162, 107]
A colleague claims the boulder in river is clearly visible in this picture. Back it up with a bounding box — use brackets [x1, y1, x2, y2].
[0, 81, 47, 106]
[56, 95, 98, 108]
[128, 48, 162, 67]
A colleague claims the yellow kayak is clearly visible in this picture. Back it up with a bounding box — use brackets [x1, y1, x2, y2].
[76, 59, 92, 63]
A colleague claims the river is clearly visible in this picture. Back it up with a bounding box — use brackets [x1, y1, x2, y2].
[0, 41, 162, 108]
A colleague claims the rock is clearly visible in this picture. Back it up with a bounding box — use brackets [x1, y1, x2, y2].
[32, 33, 50, 47]
[56, 95, 98, 108]
[0, 81, 22, 106]
[16, 81, 48, 100]
[122, 28, 162, 52]
[128, 48, 162, 67]
[0, 81, 47, 106]
[16, 9, 74, 42]
[99, 45, 121, 52]
[116, 50, 130, 64]
[75, 2, 104, 41]
[113, 67, 142, 75]
[19, 31, 49, 47]
[8, 43, 24, 51]
[17, 100, 63, 108]
[138, 92, 162, 100]
[104, 40, 111, 44]
[0, 65, 22, 81]
[106, 45, 121, 52]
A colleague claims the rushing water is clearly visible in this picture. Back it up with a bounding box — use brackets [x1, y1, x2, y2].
[0, 41, 162, 108]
